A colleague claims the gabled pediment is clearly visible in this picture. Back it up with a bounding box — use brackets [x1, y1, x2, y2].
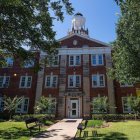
[58, 34, 111, 48]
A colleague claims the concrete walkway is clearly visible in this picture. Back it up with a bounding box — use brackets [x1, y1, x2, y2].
[31, 119, 82, 140]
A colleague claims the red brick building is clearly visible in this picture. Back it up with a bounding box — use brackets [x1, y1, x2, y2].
[0, 13, 138, 118]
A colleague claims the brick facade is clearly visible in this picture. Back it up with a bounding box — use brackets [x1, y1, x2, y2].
[0, 13, 138, 118]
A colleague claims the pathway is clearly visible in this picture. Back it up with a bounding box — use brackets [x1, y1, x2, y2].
[31, 118, 82, 140]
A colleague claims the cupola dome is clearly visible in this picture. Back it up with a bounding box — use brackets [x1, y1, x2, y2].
[68, 13, 89, 37]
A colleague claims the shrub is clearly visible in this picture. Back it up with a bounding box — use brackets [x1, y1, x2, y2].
[12, 114, 54, 122]
[92, 114, 140, 121]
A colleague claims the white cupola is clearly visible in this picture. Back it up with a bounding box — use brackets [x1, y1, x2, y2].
[68, 13, 89, 37]
[72, 13, 86, 30]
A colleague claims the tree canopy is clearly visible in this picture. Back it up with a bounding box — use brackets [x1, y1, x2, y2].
[0, 0, 74, 59]
[111, 0, 140, 83]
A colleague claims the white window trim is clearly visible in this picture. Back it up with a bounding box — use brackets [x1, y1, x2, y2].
[51, 56, 59, 67]
[122, 97, 134, 113]
[69, 55, 81, 66]
[91, 54, 104, 66]
[47, 56, 59, 67]
[92, 74, 105, 88]
[15, 98, 29, 113]
[0, 76, 10, 88]
[19, 76, 32, 88]
[68, 75, 81, 88]
[45, 75, 58, 88]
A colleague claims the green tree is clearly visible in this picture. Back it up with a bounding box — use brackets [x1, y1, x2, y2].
[0, 0, 74, 60]
[126, 95, 140, 119]
[111, 0, 140, 83]
[3, 96, 24, 120]
[91, 96, 108, 114]
[34, 96, 56, 116]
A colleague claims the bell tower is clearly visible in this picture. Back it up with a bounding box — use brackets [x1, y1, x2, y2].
[68, 13, 89, 37]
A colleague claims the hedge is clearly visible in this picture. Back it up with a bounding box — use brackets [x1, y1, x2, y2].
[12, 114, 55, 121]
[92, 114, 140, 121]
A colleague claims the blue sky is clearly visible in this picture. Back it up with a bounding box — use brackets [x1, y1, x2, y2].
[53, 0, 120, 43]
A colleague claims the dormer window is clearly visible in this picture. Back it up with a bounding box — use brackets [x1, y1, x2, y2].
[69, 55, 81, 66]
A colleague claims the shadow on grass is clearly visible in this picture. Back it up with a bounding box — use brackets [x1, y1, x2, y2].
[76, 132, 128, 140]
[0, 127, 46, 139]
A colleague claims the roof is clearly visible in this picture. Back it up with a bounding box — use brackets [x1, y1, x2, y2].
[58, 33, 111, 47]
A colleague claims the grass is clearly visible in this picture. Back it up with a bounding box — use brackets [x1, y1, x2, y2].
[0, 120, 55, 140]
[76, 120, 140, 140]
[82, 120, 103, 127]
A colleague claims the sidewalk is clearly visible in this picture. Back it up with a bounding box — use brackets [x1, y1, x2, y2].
[31, 119, 82, 140]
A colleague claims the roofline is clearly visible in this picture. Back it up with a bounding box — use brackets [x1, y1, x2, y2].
[58, 33, 112, 47]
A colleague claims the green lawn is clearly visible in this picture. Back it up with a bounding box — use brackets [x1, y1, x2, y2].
[0, 121, 49, 140]
[82, 120, 103, 127]
[76, 121, 140, 140]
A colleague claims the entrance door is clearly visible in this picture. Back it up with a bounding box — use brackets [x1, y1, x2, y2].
[70, 100, 78, 118]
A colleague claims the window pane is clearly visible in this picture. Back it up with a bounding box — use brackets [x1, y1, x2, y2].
[69, 76, 74, 87]
[99, 75, 104, 86]
[4, 76, 10, 87]
[75, 56, 80, 65]
[92, 55, 96, 65]
[52, 76, 57, 87]
[23, 99, 29, 113]
[123, 98, 132, 112]
[24, 99, 29, 105]
[0, 77, 4, 88]
[98, 54, 103, 64]
[46, 77, 51, 87]
[76, 76, 80, 87]
[20, 77, 26, 87]
[16, 103, 22, 113]
[93, 76, 97, 86]
[0, 98, 4, 112]
[27, 77, 32, 87]
[70, 56, 74, 65]
[53, 56, 59, 65]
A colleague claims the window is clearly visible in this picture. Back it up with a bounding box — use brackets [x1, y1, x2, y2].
[122, 97, 133, 113]
[0, 98, 4, 112]
[68, 75, 81, 88]
[23, 60, 34, 68]
[19, 76, 32, 88]
[48, 56, 59, 67]
[91, 54, 103, 66]
[0, 76, 10, 88]
[92, 74, 105, 87]
[120, 83, 133, 87]
[16, 98, 29, 113]
[45, 75, 58, 88]
[47, 98, 56, 114]
[3, 57, 13, 68]
[69, 55, 81, 66]
[92, 97, 107, 113]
